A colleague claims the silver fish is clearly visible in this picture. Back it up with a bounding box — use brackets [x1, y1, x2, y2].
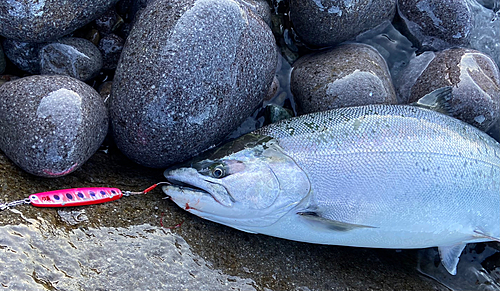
[163, 105, 500, 275]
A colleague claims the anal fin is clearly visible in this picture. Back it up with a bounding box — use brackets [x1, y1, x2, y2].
[297, 211, 376, 231]
[438, 243, 466, 275]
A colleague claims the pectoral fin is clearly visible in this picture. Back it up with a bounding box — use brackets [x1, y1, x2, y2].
[297, 211, 376, 231]
[412, 86, 453, 115]
[438, 243, 466, 275]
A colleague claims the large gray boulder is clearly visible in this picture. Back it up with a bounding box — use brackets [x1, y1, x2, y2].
[290, 0, 396, 47]
[0, 0, 119, 42]
[0, 75, 108, 177]
[291, 43, 397, 114]
[110, 0, 278, 168]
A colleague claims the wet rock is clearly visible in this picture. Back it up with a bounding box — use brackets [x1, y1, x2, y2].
[397, 0, 472, 50]
[0, 43, 5, 74]
[0, 0, 119, 42]
[2, 39, 45, 74]
[237, 0, 272, 27]
[98, 34, 124, 70]
[291, 43, 397, 114]
[290, 0, 396, 47]
[110, 0, 278, 168]
[40, 37, 103, 82]
[396, 48, 500, 131]
[94, 8, 124, 35]
[0, 75, 108, 177]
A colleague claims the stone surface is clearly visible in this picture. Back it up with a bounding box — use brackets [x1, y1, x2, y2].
[0, 75, 108, 177]
[291, 43, 397, 114]
[98, 34, 124, 70]
[1, 39, 45, 74]
[396, 48, 500, 131]
[290, 0, 396, 47]
[397, 0, 473, 50]
[0, 0, 119, 42]
[237, 0, 272, 26]
[40, 37, 103, 81]
[110, 0, 278, 168]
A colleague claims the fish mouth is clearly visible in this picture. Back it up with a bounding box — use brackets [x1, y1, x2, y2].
[165, 172, 234, 207]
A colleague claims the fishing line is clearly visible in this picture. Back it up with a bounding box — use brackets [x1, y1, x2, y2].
[0, 182, 171, 211]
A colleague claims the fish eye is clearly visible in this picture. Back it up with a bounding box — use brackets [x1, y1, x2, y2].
[211, 164, 226, 179]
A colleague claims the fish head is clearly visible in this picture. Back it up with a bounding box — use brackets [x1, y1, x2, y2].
[163, 133, 310, 230]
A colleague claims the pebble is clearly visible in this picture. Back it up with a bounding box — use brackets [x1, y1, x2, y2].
[39, 37, 103, 81]
[0, 0, 119, 42]
[397, 0, 472, 50]
[290, 0, 396, 47]
[1, 39, 45, 74]
[98, 34, 124, 70]
[0, 75, 108, 177]
[291, 43, 397, 114]
[396, 48, 500, 131]
[110, 0, 278, 168]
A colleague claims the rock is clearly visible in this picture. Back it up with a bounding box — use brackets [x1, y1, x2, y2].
[98, 34, 124, 70]
[2, 39, 45, 74]
[396, 48, 500, 131]
[0, 0, 119, 42]
[110, 0, 278, 168]
[291, 43, 397, 114]
[237, 0, 272, 27]
[94, 8, 124, 35]
[0, 43, 5, 74]
[0, 75, 108, 177]
[397, 0, 472, 50]
[290, 0, 396, 47]
[39, 37, 103, 82]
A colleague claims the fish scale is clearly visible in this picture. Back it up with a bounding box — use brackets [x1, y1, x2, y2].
[163, 104, 500, 275]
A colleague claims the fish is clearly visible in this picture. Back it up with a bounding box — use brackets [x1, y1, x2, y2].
[162, 104, 500, 275]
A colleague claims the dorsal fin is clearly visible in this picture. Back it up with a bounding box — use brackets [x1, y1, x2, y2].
[412, 86, 454, 115]
[438, 243, 466, 275]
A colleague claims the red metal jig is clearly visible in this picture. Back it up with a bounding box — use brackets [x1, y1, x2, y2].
[0, 182, 170, 210]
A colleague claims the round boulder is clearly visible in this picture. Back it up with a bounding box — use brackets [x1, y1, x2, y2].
[396, 48, 500, 131]
[290, 0, 396, 47]
[397, 0, 472, 50]
[0, 0, 119, 42]
[0, 75, 108, 177]
[291, 43, 397, 114]
[110, 0, 278, 168]
[40, 37, 103, 81]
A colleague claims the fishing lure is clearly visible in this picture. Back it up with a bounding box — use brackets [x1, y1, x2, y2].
[0, 183, 168, 211]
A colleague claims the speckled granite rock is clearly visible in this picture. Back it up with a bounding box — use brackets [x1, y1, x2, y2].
[40, 37, 103, 81]
[110, 0, 278, 168]
[2, 39, 45, 74]
[290, 0, 396, 47]
[0, 75, 108, 177]
[237, 0, 272, 27]
[98, 34, 124, 70]
[396, 48, 500, 131]
[397, 0, 472, 50]
[0, 0, 119, 42]
[291, 43, 397, 114]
